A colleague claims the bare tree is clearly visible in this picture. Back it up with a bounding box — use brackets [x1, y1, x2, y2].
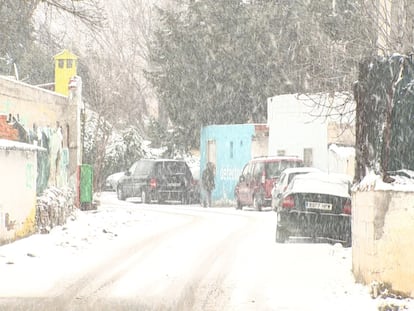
[35, 0, 105, 30]
[362, 0, 414, 55]
[353, 1, 414, 182]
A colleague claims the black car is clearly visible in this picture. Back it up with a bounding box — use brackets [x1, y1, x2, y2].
[275, 172, 352, 246]
[117, 159, 198, 204]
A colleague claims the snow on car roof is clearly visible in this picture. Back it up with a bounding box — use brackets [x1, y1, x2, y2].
[140, 158, 186, 162]
[280, 167, 321, 174]
[288, 172, 351, 198]
[251, 155, 302, 162]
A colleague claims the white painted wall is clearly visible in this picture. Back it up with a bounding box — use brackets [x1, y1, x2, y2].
[328, 144, 355, 178]
[267, 94, 329, 171]
[0, 140, 41, 243]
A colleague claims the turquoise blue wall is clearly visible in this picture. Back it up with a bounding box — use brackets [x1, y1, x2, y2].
[200, 124, 255, 204]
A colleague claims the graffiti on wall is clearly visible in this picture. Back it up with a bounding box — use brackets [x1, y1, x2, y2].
[220, 167, 241, 181]
[1, 111, 70, 193]
[25, 163, 35, 189]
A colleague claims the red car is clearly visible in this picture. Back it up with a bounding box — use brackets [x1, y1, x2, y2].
[234, 156, 304, 211]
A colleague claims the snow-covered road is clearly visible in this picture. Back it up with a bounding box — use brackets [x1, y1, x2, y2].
[0, 192, 412, 310]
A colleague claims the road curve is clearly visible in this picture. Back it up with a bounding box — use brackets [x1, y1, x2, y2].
[0, 193, 375, 311]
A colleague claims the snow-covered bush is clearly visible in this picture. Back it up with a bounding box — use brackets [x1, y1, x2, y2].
[36, 187, 75, 234]
[83, 109, 148, 190]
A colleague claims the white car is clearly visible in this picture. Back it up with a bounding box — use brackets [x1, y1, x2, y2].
[275, 172, 353, 246]
[271, 167, 322, 210]
[104, 172, 125, 191]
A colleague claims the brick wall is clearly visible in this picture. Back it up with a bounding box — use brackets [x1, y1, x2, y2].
[0, 115, 18, 141]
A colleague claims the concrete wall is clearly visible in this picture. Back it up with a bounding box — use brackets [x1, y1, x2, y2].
[352, 190, 414, 297]
[0, 141, 43, 244]
[0, 76, 79, 183]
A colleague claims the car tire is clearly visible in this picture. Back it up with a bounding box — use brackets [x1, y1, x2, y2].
[343, 232, 352, 248]
[117, 186, 126, 201]
[141, 189, 150, 204]
[275, 225, 287, 243]
[253, 195, 262, 211]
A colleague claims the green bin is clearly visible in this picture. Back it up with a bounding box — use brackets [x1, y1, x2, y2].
[80, 164, 93, 204]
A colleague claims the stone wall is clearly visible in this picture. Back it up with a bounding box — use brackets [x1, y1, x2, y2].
[0, 115, 18, 140]
[352, 190, 414, 297]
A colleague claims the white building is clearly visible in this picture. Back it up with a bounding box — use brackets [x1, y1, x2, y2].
[267, 93, 355, 176]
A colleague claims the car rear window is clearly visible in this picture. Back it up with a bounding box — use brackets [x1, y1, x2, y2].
[265, 160, 303, 178]
[288, 172, 308, 184]
[133, 160, 155, 175]
[157, 161, 188, 175]
[289, 175, 350, 198]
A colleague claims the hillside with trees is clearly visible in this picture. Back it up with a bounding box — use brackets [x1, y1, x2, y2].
[2, 0, 414, 186]
[146, 0, 376, 147]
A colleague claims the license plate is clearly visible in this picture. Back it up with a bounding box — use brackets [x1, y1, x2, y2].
[305, 201, 332, 211]
[168, 183, 181, 187]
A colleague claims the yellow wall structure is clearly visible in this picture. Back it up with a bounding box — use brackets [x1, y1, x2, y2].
[54, 49, 77, 96]
[352, 190, 414, 297]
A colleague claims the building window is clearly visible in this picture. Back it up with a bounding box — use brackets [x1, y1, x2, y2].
[230, 141, 233, 158]
[67, 59, 73, 68]
[304, 148, 313, 166]
[58, 59, 64, 68]
[277, 150, 286, 156]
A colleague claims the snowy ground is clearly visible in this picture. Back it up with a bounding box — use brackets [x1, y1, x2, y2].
[0, 192, 413, 310]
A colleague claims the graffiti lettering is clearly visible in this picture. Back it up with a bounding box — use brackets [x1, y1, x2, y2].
[26, 163, 34, 189]
[220, 167, 241, 181]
